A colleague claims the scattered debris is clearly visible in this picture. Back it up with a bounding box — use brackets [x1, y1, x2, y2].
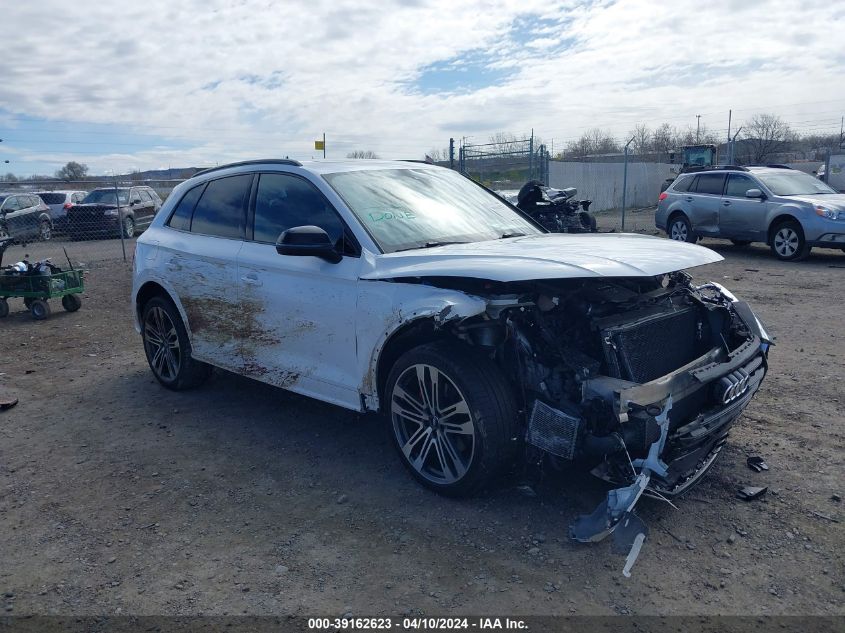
[737, 486, 768, 501]
[809, 511, 839, 523]
[746, 456, 769, 472]
[831, 494, 842, 503]
[0, 397, 18, 411]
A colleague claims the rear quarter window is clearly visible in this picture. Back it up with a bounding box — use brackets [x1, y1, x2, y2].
[166, 183, 206, 231]
[672, 176, 694, 193]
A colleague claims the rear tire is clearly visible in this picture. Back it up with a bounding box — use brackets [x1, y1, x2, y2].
[667, 214, 696, 243]
[142, 296, 212, 390]
[39, 220, 52, 241]
[770, 220, 810, 261]
[385, 341, 518, 497]
[30, 299, 50, 320]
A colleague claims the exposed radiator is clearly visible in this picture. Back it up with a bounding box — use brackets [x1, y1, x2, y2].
[601, 306, 702, 383]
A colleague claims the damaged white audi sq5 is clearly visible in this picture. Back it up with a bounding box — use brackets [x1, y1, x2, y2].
[133, 159, 770, 560]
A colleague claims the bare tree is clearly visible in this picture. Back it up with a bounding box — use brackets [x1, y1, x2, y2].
[55, 161, 89, 181]
[628, 124, 651, 155]
[346, 150, 380, 159]
[566, 128, 620, 157]
[651, 123, 676, 156]
[738, 114, 794, 163]
[2, 172, 17, 183]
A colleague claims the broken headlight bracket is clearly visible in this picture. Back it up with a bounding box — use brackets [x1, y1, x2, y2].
[569, 396, 673, 578]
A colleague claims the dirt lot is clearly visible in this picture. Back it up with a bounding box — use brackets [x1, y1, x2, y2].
[1, 233, 844, 617]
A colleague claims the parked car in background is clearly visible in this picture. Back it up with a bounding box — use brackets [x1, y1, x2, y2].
[656, 165, 845, 261]
[66, 186, 162, 240]
[132, 159, 770, 563]
[0, 192, 53, 242]
[32, 190, 87, 233]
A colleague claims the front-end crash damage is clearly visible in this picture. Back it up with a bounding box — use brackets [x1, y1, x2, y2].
[365, 270, 770, 574]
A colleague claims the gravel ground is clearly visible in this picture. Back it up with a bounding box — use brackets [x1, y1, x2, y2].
[0, 234, 843, 617]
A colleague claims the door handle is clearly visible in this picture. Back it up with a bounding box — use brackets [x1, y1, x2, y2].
[722, 200, 731, 206]
[241, 273, 262, 286]
[684, 196, 693, 202]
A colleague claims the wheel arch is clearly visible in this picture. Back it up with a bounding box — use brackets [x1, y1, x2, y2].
[767, 212, 802, 244]
[135, 280, 181, 326]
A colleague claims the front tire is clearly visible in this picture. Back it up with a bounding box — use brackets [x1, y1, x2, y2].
[385, 341, 518, 497]
[39, 220, 52, 241]
[30, 299, 50, 320]
[122, 217, 135, 239]
[770, 220, 810, 261]
[62, 294, 82, 312]
[667, 214, 696, 243]
[142, 296, 212, 390]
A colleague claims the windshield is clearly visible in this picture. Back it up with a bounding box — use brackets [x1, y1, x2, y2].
[323, 168, 541, 253]
[757, 171, 836, 196]
[83, 189, 129, 205]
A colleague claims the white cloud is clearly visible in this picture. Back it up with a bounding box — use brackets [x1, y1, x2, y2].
[1, 0, 843, 174]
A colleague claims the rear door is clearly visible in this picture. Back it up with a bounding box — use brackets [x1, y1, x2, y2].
[136, 189, 156, 228]
[236, 171, 362, 408]
[719, 173, 768, 240]
[160, 174, 252, 371]
[687, 172, 726, 236]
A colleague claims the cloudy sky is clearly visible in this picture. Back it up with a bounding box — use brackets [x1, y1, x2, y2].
[1, 0, 844, 175]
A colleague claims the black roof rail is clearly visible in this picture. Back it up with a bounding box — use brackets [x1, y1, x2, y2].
[684, 165, 749, 173]
[193, 159, 302, 177]
[747, 164, 792, 169]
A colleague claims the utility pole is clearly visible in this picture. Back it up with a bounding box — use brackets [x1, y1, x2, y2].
[322, 132, 326, 159]
[621, 136, 635, 231]
[696, 115, 701, 143]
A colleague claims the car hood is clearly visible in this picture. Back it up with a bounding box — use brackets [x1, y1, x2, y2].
[785, 193, 845, 209]
[361, 233, 723, 282]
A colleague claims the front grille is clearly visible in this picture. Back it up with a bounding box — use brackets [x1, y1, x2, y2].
[601, 306, 703, 383]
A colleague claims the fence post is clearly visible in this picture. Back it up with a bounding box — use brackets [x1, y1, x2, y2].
[621, 136, 635, 232]
[449, 138, 455, 170]
[114, 173, 127, 262]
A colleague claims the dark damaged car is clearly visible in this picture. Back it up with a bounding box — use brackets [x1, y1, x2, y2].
[67, 186, 162, 240]
[131, 160, 770, 570]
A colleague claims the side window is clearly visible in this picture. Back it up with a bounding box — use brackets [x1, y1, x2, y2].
[190, 175, 251, 239]
[4, 197, 21, 211]
[724, 174, 755, 198]
[693, 173, 726, 195]
[129, 189, 142, 204]
[167, 183, 206, 231]
[253, 173, 345, 246]
[139, 190, 153, 202]
[672, 176, 693, 193]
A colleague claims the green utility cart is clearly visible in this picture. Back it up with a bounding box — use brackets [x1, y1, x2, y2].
[0, 238, 84, 320]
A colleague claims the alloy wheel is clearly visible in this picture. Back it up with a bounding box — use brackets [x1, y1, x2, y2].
[124, 218, 135, 238]
[391, 363, 475, 485]
[670, 219, 688, 241]
[40, 221, 52, 241]
[773, 227, 799, 258]
[144, 306, 181, 381]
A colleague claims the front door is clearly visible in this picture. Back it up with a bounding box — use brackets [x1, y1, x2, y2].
[236, 171, 362, 410]
[719, 174, 769, 240]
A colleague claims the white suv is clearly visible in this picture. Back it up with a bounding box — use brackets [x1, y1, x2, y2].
[133, 160, 769, 541]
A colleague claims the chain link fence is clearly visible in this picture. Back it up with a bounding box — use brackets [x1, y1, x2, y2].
[0, 178, 188, 272]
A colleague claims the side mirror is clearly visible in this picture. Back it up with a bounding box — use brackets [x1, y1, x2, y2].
[276, 225, 341, 264]
[745, 188, 764, 199]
